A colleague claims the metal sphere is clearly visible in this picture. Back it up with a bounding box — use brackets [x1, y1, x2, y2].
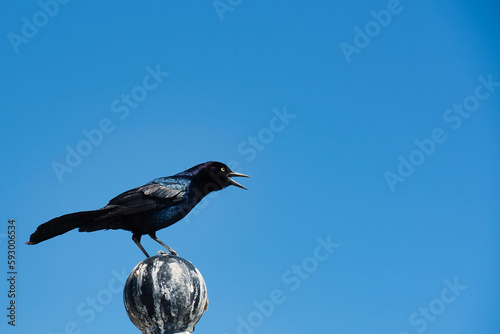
[124, 253, 208, 334]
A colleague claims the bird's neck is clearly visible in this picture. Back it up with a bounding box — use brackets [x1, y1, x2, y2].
[190, 182, 218, 204]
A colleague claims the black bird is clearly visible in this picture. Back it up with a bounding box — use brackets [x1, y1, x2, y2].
[26, 161, 250, 257]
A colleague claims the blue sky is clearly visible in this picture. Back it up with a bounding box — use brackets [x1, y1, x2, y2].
[1, 0, 499, 333]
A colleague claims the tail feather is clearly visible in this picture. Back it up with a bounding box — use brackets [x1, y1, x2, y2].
[26, 209, 112, 245]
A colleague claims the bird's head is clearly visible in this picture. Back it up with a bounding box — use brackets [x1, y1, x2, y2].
[188, 161, 250, 194]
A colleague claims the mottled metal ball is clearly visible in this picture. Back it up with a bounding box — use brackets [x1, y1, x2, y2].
[123, 253, 208, 334]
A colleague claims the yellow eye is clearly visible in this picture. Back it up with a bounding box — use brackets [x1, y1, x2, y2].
[221, 167, 225, 172]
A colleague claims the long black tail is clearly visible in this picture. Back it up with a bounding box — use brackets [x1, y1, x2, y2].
[26, 209, 113, 245]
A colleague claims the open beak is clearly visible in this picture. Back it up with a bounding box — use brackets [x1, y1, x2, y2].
[227, 171, 251, 190]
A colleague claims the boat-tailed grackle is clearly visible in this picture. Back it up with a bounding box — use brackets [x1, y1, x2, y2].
[26, 161, 250, 257]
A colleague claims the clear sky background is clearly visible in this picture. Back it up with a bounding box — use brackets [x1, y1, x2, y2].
[1, 1, 499, 333]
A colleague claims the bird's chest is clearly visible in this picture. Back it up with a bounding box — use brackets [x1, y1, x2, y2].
[152, 196, 197, 228]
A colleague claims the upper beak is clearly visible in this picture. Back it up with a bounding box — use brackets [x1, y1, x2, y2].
[227, 171, 251, 190]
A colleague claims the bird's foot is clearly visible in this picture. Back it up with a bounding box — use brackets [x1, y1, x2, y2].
[149, 235, 178, 256]
[156, 250, 178, 256]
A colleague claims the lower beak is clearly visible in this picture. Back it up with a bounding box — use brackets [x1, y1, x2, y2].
[227, 172, 250, 190]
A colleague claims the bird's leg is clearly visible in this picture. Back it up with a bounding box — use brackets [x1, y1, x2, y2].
[149, 232, 178, 256]
[132, 233, 150, 258]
